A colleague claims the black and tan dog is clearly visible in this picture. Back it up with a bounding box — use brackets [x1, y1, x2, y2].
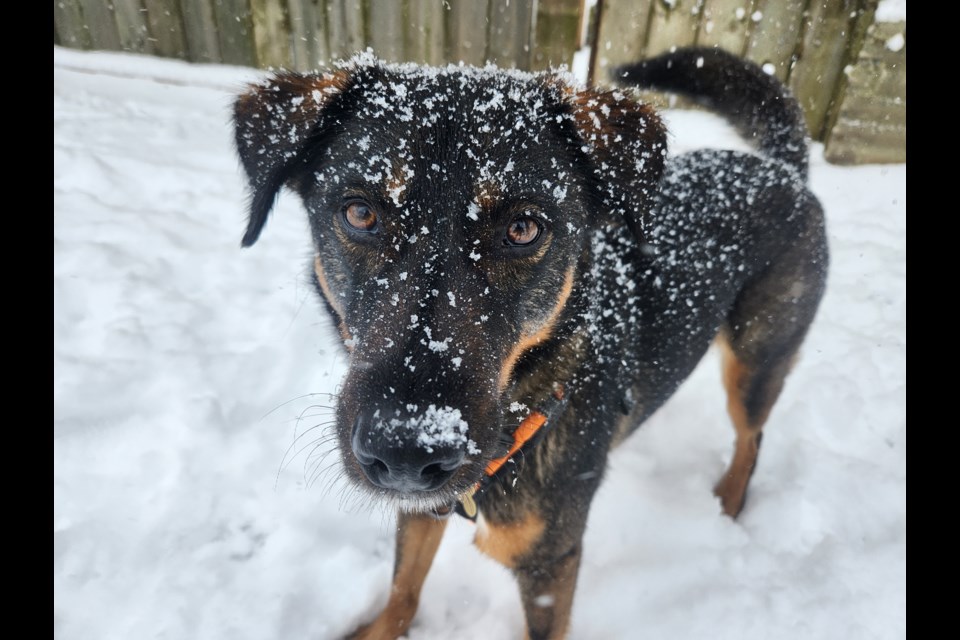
[233, 47, 828, 639]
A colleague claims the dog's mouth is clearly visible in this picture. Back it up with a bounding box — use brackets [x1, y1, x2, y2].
[352, 457, 489, 515]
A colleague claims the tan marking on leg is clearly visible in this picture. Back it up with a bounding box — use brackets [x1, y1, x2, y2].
[474, 512, 546, 569]
[498, 267, 575, 393]
[713, 339, 794, 518]
[348, 512, 447, 640]
[313, 255, 353, 346]
[714, 339, 760, 518]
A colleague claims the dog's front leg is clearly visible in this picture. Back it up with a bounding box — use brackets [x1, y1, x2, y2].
[514, 542, 582, 640]
[475, 510, 583, 640]
[347, 510, 447, 640]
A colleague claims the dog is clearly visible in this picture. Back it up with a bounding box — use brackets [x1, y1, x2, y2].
[233, 46, 828, 639]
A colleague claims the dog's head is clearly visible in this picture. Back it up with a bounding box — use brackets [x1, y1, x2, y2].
[234, 53, 665, 511]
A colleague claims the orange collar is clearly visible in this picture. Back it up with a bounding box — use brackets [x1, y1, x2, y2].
[453, 384, 567, 521]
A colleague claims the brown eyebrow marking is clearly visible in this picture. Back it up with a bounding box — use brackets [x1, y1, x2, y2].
[475, 180, 501, 212]
[385, 161, 412, 206]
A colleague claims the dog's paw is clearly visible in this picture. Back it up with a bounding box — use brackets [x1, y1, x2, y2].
[343, 622, 373, 640]
[713, 475, 748, 519]
[343, 622, 378, 640]
[344, 613, 412, 640]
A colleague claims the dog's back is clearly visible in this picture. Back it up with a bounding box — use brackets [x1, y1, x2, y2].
[609, 48, 828, 517]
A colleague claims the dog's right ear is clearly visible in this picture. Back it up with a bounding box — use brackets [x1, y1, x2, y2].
[564, 88, 667, 244]
[233, 70, 350, 247]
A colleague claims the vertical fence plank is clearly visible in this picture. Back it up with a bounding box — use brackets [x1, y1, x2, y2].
[406, 0, 446, 65]
[327, 0, 366, 60]
[326, 0, 365, 61]
[531, 0, 580, 71]
[54, 0, 94, 49]
[142, 0, 189, 58]
[487, 0, 533, 69]
[77, 0, 123, 51]
[251, 0, 291, 68]
[696, 0, 756, 54]
[645, 0, 703, 57]
[287, 0, 312, 68]
[212, 0, 257, 67]
[591, 0, 653, 84]
[368, 0, 405, 63]
[287, 0, 330, 70]
[743, 0, 805, 81]
[445, 0, 491, 66]
[788, 0, 860, 139]
[112, 0, 154, 55]
[180, 0, 222, 63]
[819, 0, 877, 136]
[824, 17, 904, 164]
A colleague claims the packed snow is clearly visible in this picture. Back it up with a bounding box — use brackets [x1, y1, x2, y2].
[54, 46, 905, 640]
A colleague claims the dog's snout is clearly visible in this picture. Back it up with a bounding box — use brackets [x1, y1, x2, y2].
[351, 414, 467, 493]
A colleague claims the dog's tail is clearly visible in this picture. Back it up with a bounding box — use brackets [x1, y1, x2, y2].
[613, 47, 810, 180]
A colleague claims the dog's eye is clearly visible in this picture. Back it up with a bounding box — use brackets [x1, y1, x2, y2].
[505, 216, 541, 247]
[343, 201, 378, 232]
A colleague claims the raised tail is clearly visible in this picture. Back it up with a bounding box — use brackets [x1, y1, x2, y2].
[613, 47, 810, 180]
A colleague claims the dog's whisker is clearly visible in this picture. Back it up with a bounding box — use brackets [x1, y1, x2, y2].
[305, 447, 338, 474]
[305, 449, 340, 487]
[305, 442, 341, 478]
[277, 422, 335, 477]
[260, 392, 339, 422]
[289, 412, 336, 424]
[275, 412, 340, 490]
[289, 422, 336, 453]
[337, 481, 368, 514]
[279, 427, 323, 467]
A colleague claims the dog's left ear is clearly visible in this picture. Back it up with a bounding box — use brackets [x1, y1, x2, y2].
[233, 70, 350, 247]
[566, 88, 667, 243]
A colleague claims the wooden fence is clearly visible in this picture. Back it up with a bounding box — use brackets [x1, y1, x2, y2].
[53, 0, 582, 71]
[590, 0, 905, 163]
[53, 0, 905, 164]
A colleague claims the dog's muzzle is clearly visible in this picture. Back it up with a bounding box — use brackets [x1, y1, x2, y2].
[350, 413, 467, 493]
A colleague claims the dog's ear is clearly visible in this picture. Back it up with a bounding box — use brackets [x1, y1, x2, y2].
[233, 70, 351, 247]
[566, 88, 667, 243]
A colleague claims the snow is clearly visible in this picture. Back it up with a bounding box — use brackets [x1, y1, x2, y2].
[411, 408, 468, 453]
[885, 33, 906, 52]
[876, 0, 907, 22]
[372, 405, 474, 455]
[54, 46, 905, 640]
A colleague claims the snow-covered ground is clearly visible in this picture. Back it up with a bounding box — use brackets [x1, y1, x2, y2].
[53, 46, 906, 640]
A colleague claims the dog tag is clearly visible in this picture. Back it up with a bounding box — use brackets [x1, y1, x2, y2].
[458, 489, 478, 519]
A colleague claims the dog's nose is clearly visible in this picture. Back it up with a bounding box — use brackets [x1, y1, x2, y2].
[351, 415, 466, 493]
